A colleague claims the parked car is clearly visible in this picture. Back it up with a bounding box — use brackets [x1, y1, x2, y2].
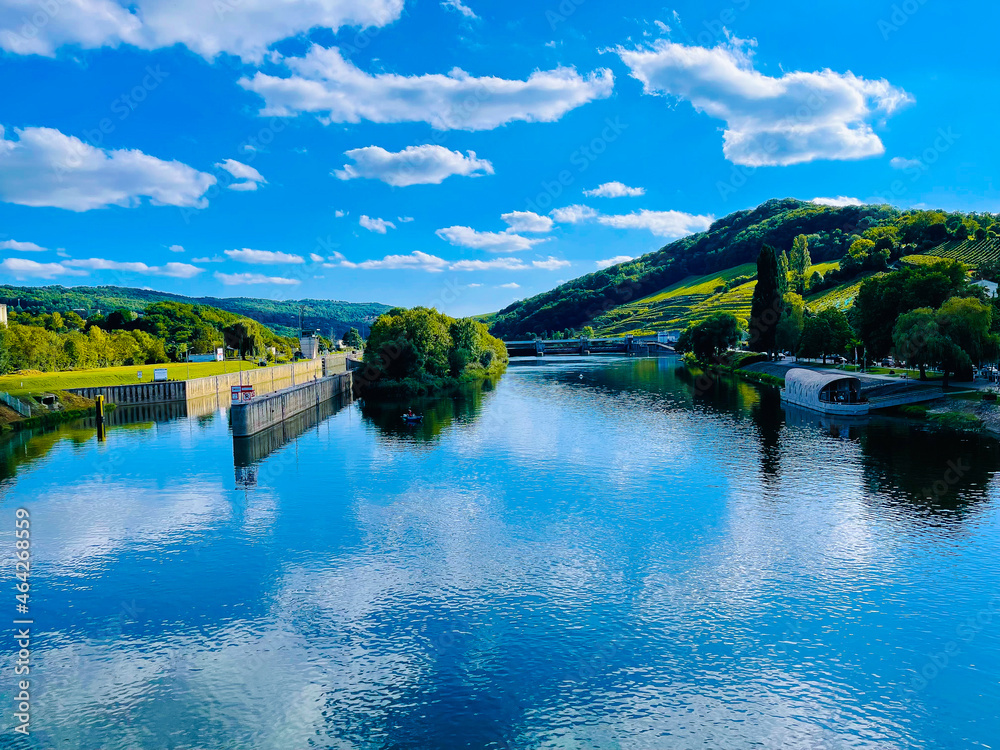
[833, 356, 848, 365]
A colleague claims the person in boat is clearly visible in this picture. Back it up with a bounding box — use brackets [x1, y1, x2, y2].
[406, 407, 416, 418]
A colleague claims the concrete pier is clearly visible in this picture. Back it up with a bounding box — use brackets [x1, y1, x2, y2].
[230, 371, 353, 437]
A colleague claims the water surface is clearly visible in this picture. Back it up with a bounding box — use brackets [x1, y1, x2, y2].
[2, 356, 999, 749]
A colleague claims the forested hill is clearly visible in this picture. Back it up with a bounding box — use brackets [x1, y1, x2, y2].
[489, 198, 996, 339]
[0, 285, 391, 338]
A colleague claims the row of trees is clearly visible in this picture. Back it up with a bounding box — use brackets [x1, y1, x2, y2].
[0, 300, 320, 375]
[0, 324, 169, 373]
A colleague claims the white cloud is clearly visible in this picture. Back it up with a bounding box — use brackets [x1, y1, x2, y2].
[338, 251, 449, 272]
[0, 258, 83, 279]
[597, 209, 713, 237]
[497, 282, 520, 289]
[334, 210, 347, 218]
[811, 196, 864, 207]
[890, 156, 922, 170]
[550, 204, 599, 223]
[449, 256, 568, 272]
[0, 125, 215, 211]
[192, 255, 225, 263]
[583, 181, 646, 198]
[62, 258, 204, 278]
[596, 255, 634, 269]
[214, 272, 301, 285]
[501, 210, 553, 234]
[241, 46, 613, 130]
[332, 253, 568, 273]
[334, 144, 493, 187]
[436, 226, 545, 253]
[552, 204, 712, 238]
[224, 248, 305, 264]
[616, 39, 912, 166]
[0, 0, 405, 61]
[449, 258, 527, 271]
[0, 239, 47, 252]
[441, 0, 476, 18]
[397, 216, 414, 223]
[216, 158, 266, 191]
[168, 244, 184, 253]
[61, 258, 199, 277]
[309, 253, 324, 262]
[532, 257, 571, 270]
[359, 215, 396, 234]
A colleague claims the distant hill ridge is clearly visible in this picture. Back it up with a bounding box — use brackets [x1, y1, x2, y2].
[0, 285, 392, 339]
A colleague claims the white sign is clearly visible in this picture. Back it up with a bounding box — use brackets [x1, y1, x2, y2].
[153, 368, 168, 382]
[137, 370, 143, 380]
[231, 386, 241, 404]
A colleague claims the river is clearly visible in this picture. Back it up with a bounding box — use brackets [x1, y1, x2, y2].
[1, 355, 999, 749]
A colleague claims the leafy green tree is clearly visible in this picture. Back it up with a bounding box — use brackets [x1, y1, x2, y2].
[363, 307, 507, 393]
[581, 326, 595, 338]
[680, 312, 745, 360]
[893, 308, 942, 380]
[776, 293, 805, 354]
[343, 327, 364, 349]
[798, 308, 854, 363]
[853, 261, 970, 358]
[224, 321, 265, 360]
[749, 244, 783, 357]
[789, 234, 812, 294]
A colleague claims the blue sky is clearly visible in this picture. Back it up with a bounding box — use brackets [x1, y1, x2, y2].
[0, 0, 997, 316]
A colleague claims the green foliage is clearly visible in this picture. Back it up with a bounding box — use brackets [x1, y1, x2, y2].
[676, 312, 745, 360]
[362, 308, 508, 395]
[749, 244, 782, 355]
[776, 293, 805, 353]
[892, 297, 998, 385]
[343, 327, 364, 349]
[854, 260, 971, 358]
[898, 404, 930, 419]
[789, 234, 811, 293]
[223, 320, 266, 360]
[928, 411, 984, 431]
[798, 308, 855, 361]
[0, 284, 389, 340]
[490, 200, 989, 339]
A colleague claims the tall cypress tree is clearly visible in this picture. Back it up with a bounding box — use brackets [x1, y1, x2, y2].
[750, 244, 782, 357]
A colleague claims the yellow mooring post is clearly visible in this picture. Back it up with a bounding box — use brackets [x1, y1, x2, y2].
[96, 395, 106, 442]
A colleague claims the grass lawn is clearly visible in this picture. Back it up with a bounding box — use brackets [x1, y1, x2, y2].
[0, 360, 277, 398]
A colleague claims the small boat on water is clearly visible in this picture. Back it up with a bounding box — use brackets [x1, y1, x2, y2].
[401, 413, 424, 424]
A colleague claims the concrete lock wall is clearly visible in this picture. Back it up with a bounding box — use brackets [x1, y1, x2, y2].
[68, 355, 347, 406]
[68, 381, 187, 405]
[230, 371, 353, 437]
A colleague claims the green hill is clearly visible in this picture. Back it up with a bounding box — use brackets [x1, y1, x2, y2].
[490, 199, 996, 339]
[0, 285, 390, 339]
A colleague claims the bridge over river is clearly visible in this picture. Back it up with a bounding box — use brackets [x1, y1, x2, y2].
[505, 334, 676, 357]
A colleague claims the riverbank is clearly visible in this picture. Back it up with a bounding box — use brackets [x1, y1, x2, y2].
[0, 359, 293, 398]
[0, 390, 112, 433]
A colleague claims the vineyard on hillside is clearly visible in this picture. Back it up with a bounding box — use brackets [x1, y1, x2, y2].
[921, 237, 1000, 268]
[593, 262, 842, 335]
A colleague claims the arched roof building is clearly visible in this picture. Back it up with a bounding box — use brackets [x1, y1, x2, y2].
[781, 368, 870, 415]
